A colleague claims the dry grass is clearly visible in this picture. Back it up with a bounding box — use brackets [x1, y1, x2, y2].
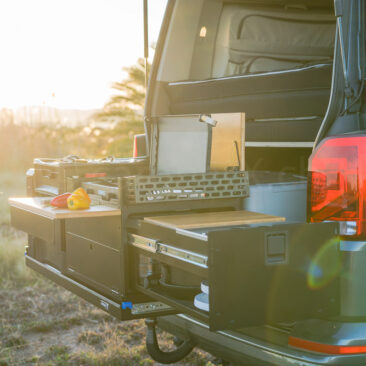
[0, 271, 216, 365]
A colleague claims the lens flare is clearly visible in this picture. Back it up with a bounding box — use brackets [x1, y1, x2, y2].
[307, 237, 341, 289]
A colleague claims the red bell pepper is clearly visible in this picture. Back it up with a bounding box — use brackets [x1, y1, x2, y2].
[51, 193, 71, 208]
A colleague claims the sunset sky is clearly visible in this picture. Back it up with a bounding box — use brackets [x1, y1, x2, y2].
[0, 0, 167, 109]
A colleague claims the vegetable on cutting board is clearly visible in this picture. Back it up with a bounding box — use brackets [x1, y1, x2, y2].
[50, 193, 71, 208]
[67, 187, 91, 210]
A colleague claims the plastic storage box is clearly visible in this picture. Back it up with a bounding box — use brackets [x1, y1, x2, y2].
[243, 171, 307, 222]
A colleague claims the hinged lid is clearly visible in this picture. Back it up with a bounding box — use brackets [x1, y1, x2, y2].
[150, 113, 245, 175]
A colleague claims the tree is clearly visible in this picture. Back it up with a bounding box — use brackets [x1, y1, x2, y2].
[91, 58, 151, 157]
[96, 58, 150, 121]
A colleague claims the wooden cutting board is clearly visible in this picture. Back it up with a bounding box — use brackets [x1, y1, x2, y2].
[144, 210, 285, 230]
[9, 197, 121, 220]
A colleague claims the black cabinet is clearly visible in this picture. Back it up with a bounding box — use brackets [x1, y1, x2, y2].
[65, 216, 123, 301]
[208, 223, 340, 331]
[132, 221, 340, 331]
[10, 206, 65, 270]
[10, 196, 340, 329]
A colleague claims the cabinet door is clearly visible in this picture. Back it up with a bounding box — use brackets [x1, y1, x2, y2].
[65, 216, 122, 300]
[208, 222, 340, 331]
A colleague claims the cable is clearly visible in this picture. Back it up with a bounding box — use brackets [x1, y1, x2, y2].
[340, 78, 365, 116]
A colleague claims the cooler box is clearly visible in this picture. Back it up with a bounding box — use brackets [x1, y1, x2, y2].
[244, 171, 307, 222]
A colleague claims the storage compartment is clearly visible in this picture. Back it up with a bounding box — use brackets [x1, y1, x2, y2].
[131, 216, 340, 331]
[27, 236, 65, 271]
[9, 197, 121, 276]
[10, 202, 65, 270]
[243, 171, 307, 222]
[65, 216, 123, 300]
[150, 113, 246, 175]
[10, 181, 340, 330]
[10, 205, 58, 243]
[9, 197, 178, 321]
[207, 222, 340, 331]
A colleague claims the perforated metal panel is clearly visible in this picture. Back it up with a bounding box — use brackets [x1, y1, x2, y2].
[126, 171, 249, 204]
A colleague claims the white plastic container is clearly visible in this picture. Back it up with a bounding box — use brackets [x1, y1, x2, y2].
[243, 171, 307, 223]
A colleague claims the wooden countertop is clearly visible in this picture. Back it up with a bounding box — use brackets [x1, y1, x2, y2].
[9, 197, 121, 219]
[144, 210, 285, 230]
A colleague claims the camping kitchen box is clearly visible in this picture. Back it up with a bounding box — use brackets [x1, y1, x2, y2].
[9, 113, 340, 331]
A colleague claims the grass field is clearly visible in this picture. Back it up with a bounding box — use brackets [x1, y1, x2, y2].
[0, 172, 216, 366]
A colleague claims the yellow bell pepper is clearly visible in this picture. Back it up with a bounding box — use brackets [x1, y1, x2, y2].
[67, 187, 91, 210]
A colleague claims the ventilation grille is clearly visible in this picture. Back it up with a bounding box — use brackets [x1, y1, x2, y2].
[126, 171, 249, 204]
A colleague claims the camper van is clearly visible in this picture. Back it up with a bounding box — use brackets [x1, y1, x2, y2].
[9, 0, 366, 364]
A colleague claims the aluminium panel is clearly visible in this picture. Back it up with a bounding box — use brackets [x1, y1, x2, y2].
[208, 222, 340, 331]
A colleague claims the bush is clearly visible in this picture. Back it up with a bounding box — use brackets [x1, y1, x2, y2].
[0, 119, 144, 172]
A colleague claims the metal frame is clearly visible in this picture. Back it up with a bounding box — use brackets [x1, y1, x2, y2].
[25, 255, 177, 320]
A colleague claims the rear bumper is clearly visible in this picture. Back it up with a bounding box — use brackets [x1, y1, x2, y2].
[25, 252, 366, 365]
[158, 315, 366, 366]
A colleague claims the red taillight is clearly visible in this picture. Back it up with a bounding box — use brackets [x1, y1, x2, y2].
[84, 172, 107, 178]
[308, 136, 366, 238]
[289, 336, 366, 355]
[133, 135, 139, 158]
[133, 134, 147, 158]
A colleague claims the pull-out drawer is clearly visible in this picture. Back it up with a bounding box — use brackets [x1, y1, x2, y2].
[9, 197, 122, 295]
[131, 215, 340, 331]
[10, 197, 340, 329]
[65, 216, 123, 300]
[9, 197, 176, 320]
[10, 198, 68, 270]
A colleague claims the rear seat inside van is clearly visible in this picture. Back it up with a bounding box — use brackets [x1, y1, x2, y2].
[165, 3, 335, 147]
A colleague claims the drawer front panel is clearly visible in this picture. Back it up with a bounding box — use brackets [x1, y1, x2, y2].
[30, 237, 65, 271]
[208, 222, 340, 331]
[10, 206, 55, 243]
[66, 216, 121, 250]
[10, 206, 65, 270]
[66, 232, 122, 297]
